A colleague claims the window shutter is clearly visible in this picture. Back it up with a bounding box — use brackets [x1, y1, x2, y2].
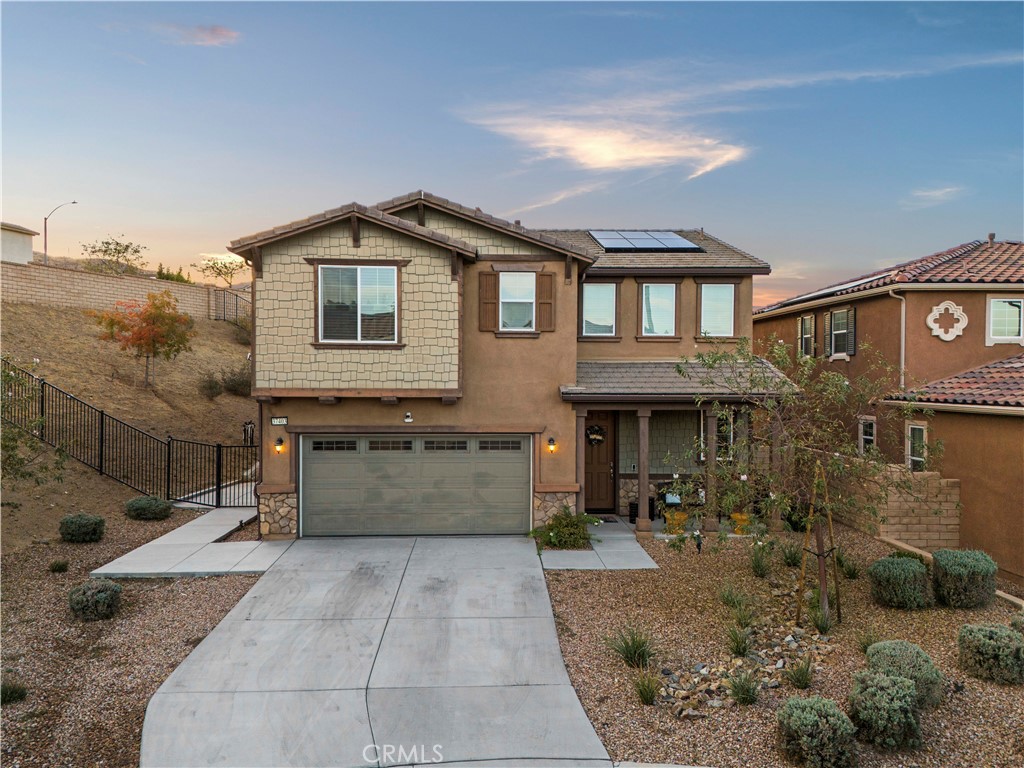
[846, 307, 856, 355]
[537, 272, 555, 332]
[797, 317, 803, 351]
[809, 314, 816, 355]
[822, 312, 832, 356]
[479, 272, 498, 332]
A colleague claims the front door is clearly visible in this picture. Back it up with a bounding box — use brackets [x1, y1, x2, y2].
[584, 412, 616, 510]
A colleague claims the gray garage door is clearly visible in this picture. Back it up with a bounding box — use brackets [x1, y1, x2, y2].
[300, 434, 532, 536]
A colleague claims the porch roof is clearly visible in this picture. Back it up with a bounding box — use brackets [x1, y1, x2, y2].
[560, 359, 791, 403]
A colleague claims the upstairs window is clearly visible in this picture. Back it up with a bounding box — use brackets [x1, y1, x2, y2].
[906, 423, 927, 472]
[499, 272, 535, 331]
[479, 271, 555, 334]
[641, 283, 676, 336]
[824, 307, 856, 357]
[319, 265, 397, 343]
[582, 283, 616, 336]
[858, 417, 876, 454]
[987, 297, 1024, 346]
[798, 315, 815, 357]
[700, 284, 735, 337]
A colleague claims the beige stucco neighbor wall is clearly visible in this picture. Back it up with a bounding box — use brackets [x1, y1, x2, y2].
[0, 261, 215, 318]
[255, 220, 459, 390]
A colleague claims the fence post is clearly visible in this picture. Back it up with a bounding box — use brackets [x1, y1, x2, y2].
[166, 437, 173, 501]
[215, 443, 223, 508]
[98, 411, 105, 475]
[38, 378, 46, 442]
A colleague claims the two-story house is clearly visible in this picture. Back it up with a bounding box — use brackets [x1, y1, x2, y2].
[228, 191, 781, 541]
[753, 238, 1024, 584]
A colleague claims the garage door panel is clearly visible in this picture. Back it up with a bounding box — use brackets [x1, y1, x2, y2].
[300, 435, 531, 536]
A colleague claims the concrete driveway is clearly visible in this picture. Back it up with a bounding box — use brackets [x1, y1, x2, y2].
[140, 537, 610, 767]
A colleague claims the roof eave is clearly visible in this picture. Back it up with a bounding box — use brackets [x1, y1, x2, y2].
[588, 266, 771, 277]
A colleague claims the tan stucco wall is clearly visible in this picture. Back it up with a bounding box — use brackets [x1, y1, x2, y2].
[255, 220, 459, 390]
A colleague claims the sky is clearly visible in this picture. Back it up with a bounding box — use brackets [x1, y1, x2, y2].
[2, 1, 1022, 306]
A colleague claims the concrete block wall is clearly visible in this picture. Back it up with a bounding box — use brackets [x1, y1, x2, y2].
[1, 261, 216, 319]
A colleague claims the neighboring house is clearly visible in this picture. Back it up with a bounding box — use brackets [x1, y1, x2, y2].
[1, 222, 39, 264]
[753, 237, 1024, 584]
[227, 190, 781, 540]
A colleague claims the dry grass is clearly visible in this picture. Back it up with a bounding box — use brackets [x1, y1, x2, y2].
[547, 524, 1024, 768]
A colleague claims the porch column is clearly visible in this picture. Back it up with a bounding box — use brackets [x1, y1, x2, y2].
[636, 408, 652, 536]
[705, 409, 718, 514]
[575, 409, 587, 516]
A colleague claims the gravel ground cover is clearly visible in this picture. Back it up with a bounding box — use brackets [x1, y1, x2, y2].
[546, 523, 1024, 768]
[1, 504, 257, 767]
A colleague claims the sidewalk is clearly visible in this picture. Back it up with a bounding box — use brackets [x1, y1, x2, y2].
[539, 516, 658, 570]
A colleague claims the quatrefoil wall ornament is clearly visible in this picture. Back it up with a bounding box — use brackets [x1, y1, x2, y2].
[926, 300, 968, 342]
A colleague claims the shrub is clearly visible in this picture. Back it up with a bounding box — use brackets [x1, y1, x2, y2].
[887, 550, 927, 566]
[605, 626, 655, 668]
[857, 629, 885, 655]
[751, 542, 771, 578]
[782, 541, 803, 567]
[1011, 612, 1024, 633]
[1, 679, 28, 705]
[867, 556, 931, 610]
[68, 578, 123, 621]
[866, 641, 944, 709]
[732, 602, 757, 629]
[198, 372, 223, 399]
[125, 495, 173, 520]
[726, 668, 760, 705]
[784, 655, 814, 689]
[231, 322, 252, 346]
[719, 583, 749, 609]
[220, 364, 251, 397]
[932, 549, 997, 609]
[532, 507, 595, 550]
[727, 626, 751, 657]
[847, 670, 922, 751]
[633, 669, 661, 705]
[840, 558, 860, 580]
[48, 559, 69, 573]
[957, 624, 1024, 685]
[777, 695, 856, 768]
[59, 513, 105, 543]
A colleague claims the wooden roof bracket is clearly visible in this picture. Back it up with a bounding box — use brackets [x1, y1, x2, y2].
[450, 249, 462, 281]
[564, 254, 573, 284]
[247, 245, 263, 278]
[417, 201, 426, 227]
[350, 214, 361, 247]
[381, 396, 399, 405]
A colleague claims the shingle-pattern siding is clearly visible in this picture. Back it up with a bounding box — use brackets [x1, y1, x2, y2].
[890, 353, 1024, 408]
[255, 220, 459, 389]
[393, 208, 559, 256]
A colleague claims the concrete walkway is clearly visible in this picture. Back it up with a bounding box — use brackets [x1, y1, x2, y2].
[540, 516, 658, 570]
[140, 536, 611, 767]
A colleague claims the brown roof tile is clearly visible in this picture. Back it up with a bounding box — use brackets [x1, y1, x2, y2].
[561, 359, 790, 402]
[890, 354, 1024, 409]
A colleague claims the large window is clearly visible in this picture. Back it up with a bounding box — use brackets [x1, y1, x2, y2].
[319, 265, 397, 343]
[700, 284, 735, 337]
[641, 283, 676, 336]
[582, 283, 616, 336]
[987, 297, 1024, 345]
[799, 315, 815, 357]
[906, 423, 927, 472]
[499, 273, 535, 331]
[700, 411, 735, 462]
[825, 308, 855, 357]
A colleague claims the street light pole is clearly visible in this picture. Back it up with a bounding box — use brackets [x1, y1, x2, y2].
[43, 200, 78, 265]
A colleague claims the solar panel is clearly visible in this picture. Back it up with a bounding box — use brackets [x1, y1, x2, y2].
[588, 230, 701, 252]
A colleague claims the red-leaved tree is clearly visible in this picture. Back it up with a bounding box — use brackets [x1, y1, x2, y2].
[93, 291, 197, 386]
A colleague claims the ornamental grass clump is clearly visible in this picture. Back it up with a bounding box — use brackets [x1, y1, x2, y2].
[726, 668, 760, 705]
[68, 578, 123, 622]
[732, 601, 758, 629]
[783, 655, 814, 689]
[719, 583, 749, 609]
[932, 549, 997, 609]
[59, 513, 106, 543]
[777, 695, 856, 768]
[1, 679, 28, 705]
[857, 628, 885, 655]
[605, 626, 656, 668]
[847, 670, 922, 751]
[866, 640, 944, 710]
[125, 495, 173, 521]
[957, 624, 1024, 685]
[751, 541, 772, 578]
[727, 626, 752, 657]
[633, 669, 661, 705]
[867, 555, 931, 610]
[781, 541, 803, 567]
[1011, 612, 1024, 633]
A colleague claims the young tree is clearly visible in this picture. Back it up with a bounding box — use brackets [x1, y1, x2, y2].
[191, 254, 248, 287]
[92, 291, 197, 386]
[81, 234, 148, 275]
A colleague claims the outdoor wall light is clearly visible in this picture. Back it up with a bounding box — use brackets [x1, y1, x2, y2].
[274, 437, 284, 454]
[547, 437, 557, 453]
[404, 412, 414, 423]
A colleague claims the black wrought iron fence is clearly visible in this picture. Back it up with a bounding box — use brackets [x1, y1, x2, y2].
[213, 289, 252, 330]
[1, 359, 256, 507]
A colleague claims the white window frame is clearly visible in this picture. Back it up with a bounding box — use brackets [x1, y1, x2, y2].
[985, 296, 1024, 346]
[581, 282, 617, 337]
[858, 416, 876, 455]
[318, 264, 397, 344]
[700, 410, 735, 463]
[699, 283, 735, 337]
[640, 283, 677, 337]
[829, 308, 850, 360]
[906, 422, 927, 472]
[499, 272, 536, 332]
[799, 315, 814, 357]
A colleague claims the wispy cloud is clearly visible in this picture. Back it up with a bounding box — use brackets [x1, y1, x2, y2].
[155, 24, 241, 47]
[908, 8, 963, 29]
[500, 181, 612, 217]
[900, 185, 966, 210]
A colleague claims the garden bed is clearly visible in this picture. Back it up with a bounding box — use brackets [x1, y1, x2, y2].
[546, 523, 1024, 768]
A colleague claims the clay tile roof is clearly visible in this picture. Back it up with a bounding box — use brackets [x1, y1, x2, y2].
[890, 354, 1024, 409]
[560, 359, 791, 402]
[533, 229, 770, 274]
[227, 201, 478, 257]
[374, 190, 595, 262]
[758, 240, 1024, 313]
